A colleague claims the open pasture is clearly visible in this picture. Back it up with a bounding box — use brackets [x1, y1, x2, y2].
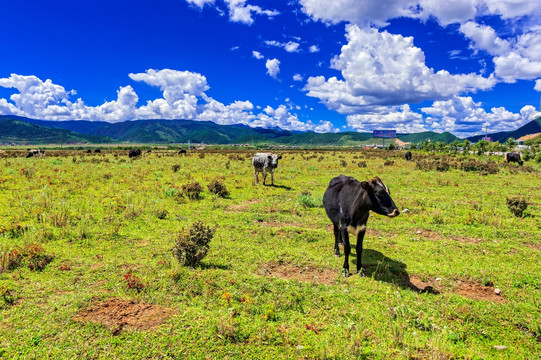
[0, 149, 540, 359]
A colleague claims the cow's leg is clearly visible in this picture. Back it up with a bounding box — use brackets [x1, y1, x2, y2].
[262, 169, 267, 185]
[270, 170, 274, 186]
[333, 223, 341, 256]
[341, 226, 350, 276]
[254, 169, 259, 185]
[355, 229, 367, 276]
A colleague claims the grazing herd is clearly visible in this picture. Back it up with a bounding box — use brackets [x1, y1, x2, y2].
[13, 145, 531, 277]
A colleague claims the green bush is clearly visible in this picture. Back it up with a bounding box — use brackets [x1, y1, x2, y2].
[172, 221, 216, 267]
[182, 181, 203, 200]
[207, 179, 230, 198]
[506, 196, 528, 217]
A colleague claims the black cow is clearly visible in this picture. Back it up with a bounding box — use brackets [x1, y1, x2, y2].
[323, 175, 400, 276]
[26, 149, 45, 158]
[94, 149, 101, 153]
[178, 149, 187, 155]
[87, 149, 92, 153]
[506, 152, 523, 166]
[405, 151, 412, 161]
[129, 149, 142, 158]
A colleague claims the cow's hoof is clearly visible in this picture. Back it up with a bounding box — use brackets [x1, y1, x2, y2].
[341, 269, 349, 277]
[357, 269, 366, 277]
[334, 253, 341, 257]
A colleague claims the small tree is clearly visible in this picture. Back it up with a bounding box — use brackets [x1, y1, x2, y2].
[504, 137, 517, 152]
[435, 141, 448, 153]
[473, 140, 490, 155]
[461, 139, 471, 153]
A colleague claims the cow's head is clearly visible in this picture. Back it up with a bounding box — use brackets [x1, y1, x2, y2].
[361, 177, 400, 218]
[267, 154, 282, 168]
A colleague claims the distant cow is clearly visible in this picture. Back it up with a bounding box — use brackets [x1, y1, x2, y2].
[26, 149, 45, 158]
[405, 151, 412, 161]
[506, 152, 523, 166]
[178, 149, 187, 155]
[87, 149, 92, 153]
[252, 153, 282, 186]
[94, 149, 101, 153]
[323, 175, 400, 276]
[129, 149, 142, 158]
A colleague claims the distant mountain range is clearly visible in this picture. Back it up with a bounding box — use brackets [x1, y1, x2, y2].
[466, 117, 541, 143]
[1, 114, 540, 146]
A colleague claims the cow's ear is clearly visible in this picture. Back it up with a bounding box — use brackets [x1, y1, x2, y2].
[277, 155, 282, 160]
[361, 181, 369, 190]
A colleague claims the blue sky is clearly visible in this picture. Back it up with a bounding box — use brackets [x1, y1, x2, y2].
[1, 0, 540, 137]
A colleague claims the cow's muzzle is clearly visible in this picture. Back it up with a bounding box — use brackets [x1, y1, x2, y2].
[387, 209, 400, 218]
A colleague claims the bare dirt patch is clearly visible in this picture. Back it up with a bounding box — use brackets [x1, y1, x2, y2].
[257, 220, 305, 228]
[414, 229, 482, 244]
[402, 275, 505, 302]
[405, 275, 440, 294]
[74, 298, 176, 334]
[259, 262, 337, 285]
[453, 280, 505, 302]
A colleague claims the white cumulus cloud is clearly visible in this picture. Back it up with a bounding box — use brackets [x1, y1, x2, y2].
[265, 40, 301, 53]
[185, 0, 215, 8]
[304, 25, 495, 113]
[265, 58, 280, 79]
[0, 70, 325, 132]
[421, 96, 539, 136]
[252, 50, 264, 59]
[224, 0, 278, 25]
[346, 105, 427, 133]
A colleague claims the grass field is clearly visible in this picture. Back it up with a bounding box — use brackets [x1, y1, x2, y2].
[0, 149, 540, 359]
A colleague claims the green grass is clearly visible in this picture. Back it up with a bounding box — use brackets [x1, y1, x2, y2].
[0, 149, 540, 359]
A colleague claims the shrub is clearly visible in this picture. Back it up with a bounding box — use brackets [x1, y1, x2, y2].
[0, 244, 54, 273]
[207, 179, 230, 198]
[340, 159, 347, 167]
[172, 164, 181, 172]
[506, 196, 528, 217]
[182, 181, 203, 200]
[124, 272, 145, 292]
[384, 160, 395, 166]
[357, 161, 367, 168]
[415, 160, 450, 172]
[172, 221, 216, 267]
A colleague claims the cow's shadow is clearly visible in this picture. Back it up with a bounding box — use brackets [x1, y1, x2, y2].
[267, 184, 292, 190]
[348, 248, 439, 294]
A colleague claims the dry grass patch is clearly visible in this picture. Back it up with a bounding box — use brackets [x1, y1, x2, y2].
[524, 242, 541, 251]
[414, 228, 482, 244]
[225, 199, 262, 212]
[259, 262, 338, 285]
